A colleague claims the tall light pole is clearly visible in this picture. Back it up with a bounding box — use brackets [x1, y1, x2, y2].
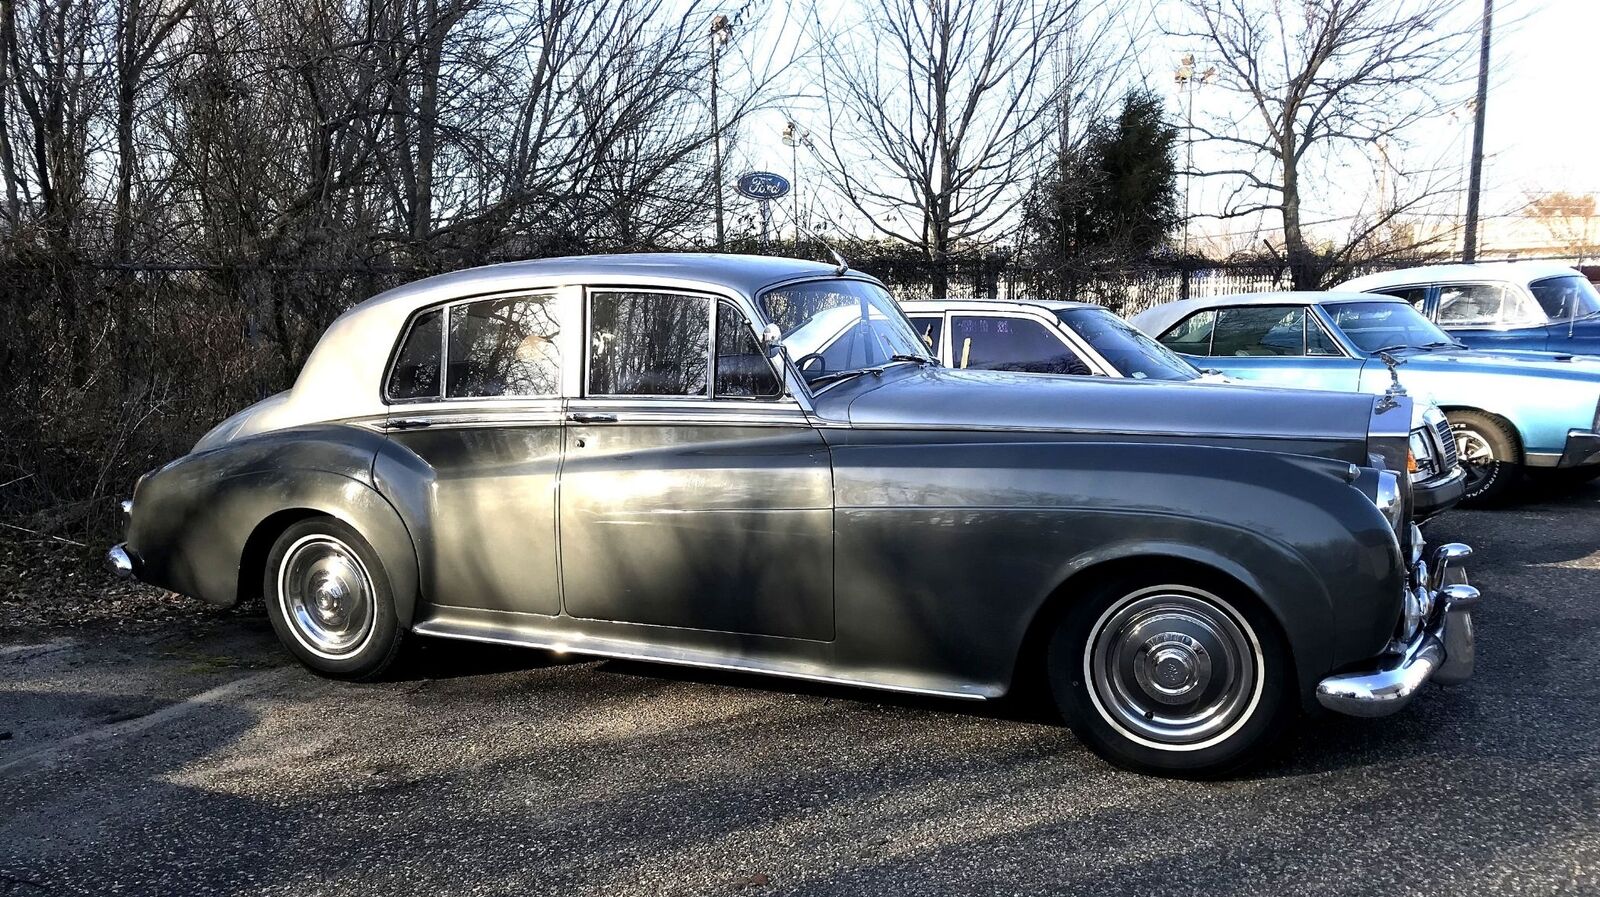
[782, 120, 810, 253]
[1174, 54, 1216, 258]
[1462, 0, 1492, 263]
[709, 14, 731, 249]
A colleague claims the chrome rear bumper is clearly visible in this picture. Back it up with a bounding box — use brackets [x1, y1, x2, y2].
[1315, 541, 1478, 718]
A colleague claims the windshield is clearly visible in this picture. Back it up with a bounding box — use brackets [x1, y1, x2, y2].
[760, 279, 931, 385]
[1529, 274, 1600, 320]
[1056, 307, 1199, 381]
[1326, 301, 1456, 353]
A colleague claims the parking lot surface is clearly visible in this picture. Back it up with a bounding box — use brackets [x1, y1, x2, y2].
[3, 485, 1599, 896]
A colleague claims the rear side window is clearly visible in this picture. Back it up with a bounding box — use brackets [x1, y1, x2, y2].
[950, 315, 1091, 375]
[588, 291, 710, 396]
[387, 309, 443, 401]
[907, 315, 944, 354]
[1210, 306, 1307, 357]
[1437, 283, 1543, 327]
[714, 301, 781, 398]
[1158, 309, 1215, 355]
[446, 296, 561, 398]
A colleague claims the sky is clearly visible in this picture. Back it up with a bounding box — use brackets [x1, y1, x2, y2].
[722, 0, 1596, 248]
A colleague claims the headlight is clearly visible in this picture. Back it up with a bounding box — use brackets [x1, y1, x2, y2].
[1408, 429, 1435, 475]
[1374, 470, 1404, 532]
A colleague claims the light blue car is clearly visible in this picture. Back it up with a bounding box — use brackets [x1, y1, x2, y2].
[1132, 292, 1600, 504]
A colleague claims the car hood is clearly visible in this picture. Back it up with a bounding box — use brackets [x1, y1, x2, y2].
[836, 366, 1378, 459]
[1396, 347, 1600, 381]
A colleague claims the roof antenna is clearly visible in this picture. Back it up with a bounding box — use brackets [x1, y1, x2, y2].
[828, 247, 849, 275]
[780, 205, 850, 275]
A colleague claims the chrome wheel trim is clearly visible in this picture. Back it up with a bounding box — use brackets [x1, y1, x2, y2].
[1082, 585, 1264, 752]
[1452, 424, 1498, 492]
[277, 533, 378, 660]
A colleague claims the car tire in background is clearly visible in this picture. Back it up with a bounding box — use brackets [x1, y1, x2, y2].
[1448, 410, 1521, 505]
[264, 517, 404, 681]
[1047, 573, 1295, 777]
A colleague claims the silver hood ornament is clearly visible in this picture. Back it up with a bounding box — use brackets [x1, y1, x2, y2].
[1375, 350, 1407, 411]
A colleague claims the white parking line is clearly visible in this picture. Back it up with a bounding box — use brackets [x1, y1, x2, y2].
[0, 638, 77, 663]
[0, 667, 290, 776]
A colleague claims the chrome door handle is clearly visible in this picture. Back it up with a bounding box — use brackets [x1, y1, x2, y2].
[568, 412, 618, 424]
[385, 418, 432, 430]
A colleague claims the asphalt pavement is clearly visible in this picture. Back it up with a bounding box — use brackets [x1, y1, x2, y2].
[3, 484, 1599, 896]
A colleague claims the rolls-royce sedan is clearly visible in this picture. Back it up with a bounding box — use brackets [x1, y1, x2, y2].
[898, 297, 1464, 519]
[108, 254, 1479, 776]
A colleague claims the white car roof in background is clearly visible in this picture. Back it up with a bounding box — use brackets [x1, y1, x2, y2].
[900, 298, 1101, 313]
[1336, 261, 1581, 293]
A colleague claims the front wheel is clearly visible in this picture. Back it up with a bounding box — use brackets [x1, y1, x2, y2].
[1448, 410, 1521, 505]
[1047, 578, 1295, 777]
[264, 517, 404, 680]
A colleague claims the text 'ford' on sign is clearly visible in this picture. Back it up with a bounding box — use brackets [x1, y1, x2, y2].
[736, 171, 790, 200]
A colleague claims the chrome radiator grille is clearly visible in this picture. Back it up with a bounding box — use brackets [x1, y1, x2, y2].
[1433, 417, 1459, 472]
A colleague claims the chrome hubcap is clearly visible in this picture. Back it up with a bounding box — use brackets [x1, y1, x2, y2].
[1452, 425, 1497, 491]
[279, 535, 375, 658]
[1086, 588, 1262, 749]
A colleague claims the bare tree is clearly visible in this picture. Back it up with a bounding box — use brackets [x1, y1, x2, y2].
[812, 0, 1111, 300]
[1169, 0, 1476, 287]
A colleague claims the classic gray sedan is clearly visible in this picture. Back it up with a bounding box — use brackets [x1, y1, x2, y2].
[110, 254, 1478, 776]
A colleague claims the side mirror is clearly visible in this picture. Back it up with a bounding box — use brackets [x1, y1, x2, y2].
[761, 323, 784, 358]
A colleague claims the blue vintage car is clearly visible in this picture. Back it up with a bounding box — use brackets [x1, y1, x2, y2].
[1337, 262, 1600, 355]
[1132, 292, 1600, 504]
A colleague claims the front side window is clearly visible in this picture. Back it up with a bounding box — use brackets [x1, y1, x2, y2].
[1157, 309, 1216, 355]
[1375, 286, 1430, 309]
[1210, 306, 1309, 357]
[1437, 283, 1543, 327]
[714, 300, 781, 398]
[387, 308, 443, 401]
[446, 296, 561, 398]
[760, 279, 929, 384]
[588, 291, 710, 397]
[950, 315, 1091, 375]
[1529, 274, 1600, 320]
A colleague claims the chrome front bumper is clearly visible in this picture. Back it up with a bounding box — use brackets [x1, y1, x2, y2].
[1315, 540, 1479, 718]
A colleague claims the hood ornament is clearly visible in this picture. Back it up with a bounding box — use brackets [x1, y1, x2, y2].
[1375, 350, 1407, 411]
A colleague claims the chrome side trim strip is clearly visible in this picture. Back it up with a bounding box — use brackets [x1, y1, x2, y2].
[410, 616, 997, 701]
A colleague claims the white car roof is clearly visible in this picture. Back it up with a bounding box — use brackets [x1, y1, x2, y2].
[1336, 261, 1582, 293]
[900, 298, 1101, 313]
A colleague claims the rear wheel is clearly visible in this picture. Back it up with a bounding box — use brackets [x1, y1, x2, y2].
[264, 517, 403, 680]
[1448, 410, 1521, 505]
[1047, 576, 1295, 777]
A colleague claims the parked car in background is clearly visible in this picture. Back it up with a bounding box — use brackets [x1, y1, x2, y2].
[901, 297, 1464, 518]
[111, 255, 1478, 776]
[1337, 262, 1600, 355]
[1133, 292, 1600, 504]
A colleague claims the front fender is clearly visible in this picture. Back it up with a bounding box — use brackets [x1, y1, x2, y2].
[126, 426, 420, 624]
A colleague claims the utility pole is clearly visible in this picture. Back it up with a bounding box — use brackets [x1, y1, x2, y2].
[709, 15, 731, 250]
[1463, 0, 1492, 263]
[1174, 54, 1215, 258]
[782, 120, 809, 253]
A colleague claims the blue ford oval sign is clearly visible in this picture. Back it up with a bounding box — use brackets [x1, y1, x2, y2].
[736, 171, 790, 200]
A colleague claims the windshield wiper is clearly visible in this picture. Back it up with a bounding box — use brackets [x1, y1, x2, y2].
[1370, 344, 1414, 355]
[1420, 340, 1464, 350]
[807, 355, 933, 388]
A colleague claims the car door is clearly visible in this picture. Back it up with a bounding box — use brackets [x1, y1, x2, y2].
[1160, 305, 1363, 390]
[558, 288, 835, 641]
[1434, 281, 1549, 351]
[947, 312, 1094, 375]
[378, 289, 572, 616]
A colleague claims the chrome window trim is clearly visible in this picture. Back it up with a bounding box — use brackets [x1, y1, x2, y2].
[381, 289, 566, 405]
